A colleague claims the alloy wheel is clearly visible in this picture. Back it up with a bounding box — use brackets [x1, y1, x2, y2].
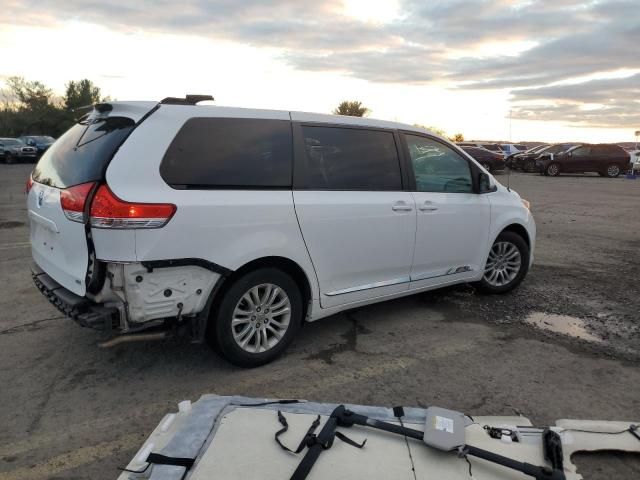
[231, 283, 291, 353]
[547, 163, 559, 176]
[607, 164, 620, 177]
[484, 241, 522, 287]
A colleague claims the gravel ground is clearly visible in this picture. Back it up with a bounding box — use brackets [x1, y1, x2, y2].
[0, 164, 638, 479]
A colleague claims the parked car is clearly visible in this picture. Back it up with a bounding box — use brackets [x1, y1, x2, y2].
[460, 145, 506, 172]
[19, 135, 55, 156]
[457, 142, 504, 156]
[28, 99, 536, 366]
[500, 144, 528, 157]
[0, 137, 38, 163]
[512, 144, 574, 172]
[506, 145, 548, 170]
[537, 143, 630, 177]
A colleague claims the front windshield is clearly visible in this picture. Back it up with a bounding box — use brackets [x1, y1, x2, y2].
[32, 136, 55, 143]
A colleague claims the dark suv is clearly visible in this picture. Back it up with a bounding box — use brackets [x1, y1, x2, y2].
[537, 143, 630, 177]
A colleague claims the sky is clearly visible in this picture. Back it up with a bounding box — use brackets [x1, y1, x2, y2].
[0, 0, 638, 143]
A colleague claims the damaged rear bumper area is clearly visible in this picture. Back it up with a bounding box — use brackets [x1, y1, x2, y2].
[31, 261, 223, 339]
[32, 263, 119, 330]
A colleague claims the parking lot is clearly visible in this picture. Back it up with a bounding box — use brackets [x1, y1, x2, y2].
[1, 163, 639, 479]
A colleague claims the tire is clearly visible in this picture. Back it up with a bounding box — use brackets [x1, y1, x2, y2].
[545, 162, 560, 176]
[5, 154, 15, 165]
[207, 268, 302, 367]
[604, 164, 621, 178]
[481, 162, 492, 172]
[476, 231, 530, 294]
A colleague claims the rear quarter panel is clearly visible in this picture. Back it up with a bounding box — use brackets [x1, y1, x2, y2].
[103, 105, 320, 301]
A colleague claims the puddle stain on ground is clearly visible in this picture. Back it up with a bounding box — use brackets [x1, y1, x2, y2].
[525, 312, 602, 343]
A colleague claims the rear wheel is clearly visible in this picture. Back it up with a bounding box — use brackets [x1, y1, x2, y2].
[207, 268, 302, 367]
[545, 162, 560, 176]
[604, 164, 621, 178]
[476, 231, 529, 294]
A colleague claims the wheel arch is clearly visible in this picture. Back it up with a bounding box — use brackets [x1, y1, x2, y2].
[499, 223, 531, 249]
[209, 256, 313, 327]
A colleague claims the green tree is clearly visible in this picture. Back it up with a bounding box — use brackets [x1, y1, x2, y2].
[333, 100, 370, 117]
[5, 76, 53, 110]
[64, 79, 103, 111]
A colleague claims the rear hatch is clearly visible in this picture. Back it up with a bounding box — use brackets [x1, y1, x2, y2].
[28, 102, 157, 296]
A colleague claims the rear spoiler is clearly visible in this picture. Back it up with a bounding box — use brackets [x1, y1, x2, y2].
[160, 95, 214, 105]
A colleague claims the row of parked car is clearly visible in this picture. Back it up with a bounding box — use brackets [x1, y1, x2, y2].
[0, 136, 55, 164]
[458, 141, 638, 177]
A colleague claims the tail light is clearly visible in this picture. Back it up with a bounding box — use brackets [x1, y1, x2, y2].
[60, 182, 96, 222]
[90, 184, 176, 229]
[25, 176, 34, 194]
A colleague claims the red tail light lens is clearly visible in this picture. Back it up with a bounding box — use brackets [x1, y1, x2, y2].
[60, 182, 96, 223]
[90, 184, 176, 229]
[25, 176, 34, 194]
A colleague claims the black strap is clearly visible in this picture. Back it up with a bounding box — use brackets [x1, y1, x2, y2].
[146, 453, 195, 469]
[630, 425, 640, 442]
[276, 411, 322, 453]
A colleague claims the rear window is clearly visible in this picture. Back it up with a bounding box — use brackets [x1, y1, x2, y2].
[297, 126, 402, 190]
[160, 118, 292, 188]
[32, 117, 134, 188]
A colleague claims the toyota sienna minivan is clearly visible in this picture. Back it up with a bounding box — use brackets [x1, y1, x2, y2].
[27, 97, 536, 366]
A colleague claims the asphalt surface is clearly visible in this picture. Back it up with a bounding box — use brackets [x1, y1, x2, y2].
[1, 164, 638, 479]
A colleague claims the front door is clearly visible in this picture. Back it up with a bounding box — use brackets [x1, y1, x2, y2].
[292, 122, 416, 308]
[400, 134, 491, 289]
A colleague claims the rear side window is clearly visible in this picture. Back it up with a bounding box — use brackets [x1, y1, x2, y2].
[298, 126, 402, 190]
[32, 117, 134, 188]
[160, 118, 292, 188]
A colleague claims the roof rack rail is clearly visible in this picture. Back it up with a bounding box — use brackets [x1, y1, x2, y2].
[160, 95, 214, 105]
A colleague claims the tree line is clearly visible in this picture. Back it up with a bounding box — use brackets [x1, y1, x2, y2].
[0, 77, 105, 138]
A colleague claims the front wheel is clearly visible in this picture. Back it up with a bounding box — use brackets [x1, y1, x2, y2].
[476, 232, 530, 294]
[604, 164, 621, 178]
[481, 162, 492, 172]
[5, 154, 15, 164]
[545, 163, 560, 176]
[207, 268, 302, 367]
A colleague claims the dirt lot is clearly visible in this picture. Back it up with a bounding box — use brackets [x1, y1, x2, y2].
[1, 164, 639, 479]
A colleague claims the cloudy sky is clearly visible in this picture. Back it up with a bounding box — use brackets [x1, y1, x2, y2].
[1, 0, 638, 142]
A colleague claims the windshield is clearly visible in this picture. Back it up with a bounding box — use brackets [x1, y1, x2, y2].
[31, 116, 135, 188]
[29, 136, 55, 143]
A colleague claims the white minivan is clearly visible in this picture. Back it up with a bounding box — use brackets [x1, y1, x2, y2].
[27, 98, 535, 366]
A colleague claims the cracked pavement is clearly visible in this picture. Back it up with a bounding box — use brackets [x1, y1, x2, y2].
[1, 164, 639, 479]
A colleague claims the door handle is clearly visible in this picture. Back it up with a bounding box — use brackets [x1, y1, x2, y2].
[419, 202, 438, 212]
[392, 202, 413, 212]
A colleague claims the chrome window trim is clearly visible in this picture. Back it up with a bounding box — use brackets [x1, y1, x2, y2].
[324, 276, 411, 296]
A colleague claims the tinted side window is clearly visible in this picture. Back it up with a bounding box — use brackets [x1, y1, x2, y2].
[161, 118, 292, 188]
[571, 146, 591, 156]
[298, 126, 401, 190]
[405, 135, 473, 193]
